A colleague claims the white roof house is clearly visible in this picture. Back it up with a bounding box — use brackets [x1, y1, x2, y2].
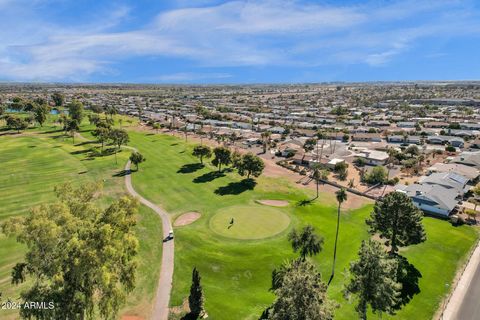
[355, 149, 389, 165]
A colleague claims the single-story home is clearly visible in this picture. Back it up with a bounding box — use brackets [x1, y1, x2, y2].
[395, 185, 459, 217]
[326, 158, 345, 169]
[451, 151, 480, 169]
[427, 135, 464, 148]
[352, 133, 382, 142]
[418, 172, 470, 196]
[427, 163, 479, 182]
[355, 149, 389, 165]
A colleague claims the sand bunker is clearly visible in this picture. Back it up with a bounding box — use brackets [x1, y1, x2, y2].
[174, 212, 201, 226]
[257, 200, 289, 207]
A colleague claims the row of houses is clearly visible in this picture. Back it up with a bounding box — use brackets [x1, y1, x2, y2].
[394, 151, 480, 217]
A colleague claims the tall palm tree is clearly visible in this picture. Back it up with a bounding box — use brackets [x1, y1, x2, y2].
[311, 163, 321, 199]
[328, 187, 347, 286]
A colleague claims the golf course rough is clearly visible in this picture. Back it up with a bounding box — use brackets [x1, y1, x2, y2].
[209, 205, 290, 240]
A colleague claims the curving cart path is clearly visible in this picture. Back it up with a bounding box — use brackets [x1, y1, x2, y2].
[124, 160, 174, 320]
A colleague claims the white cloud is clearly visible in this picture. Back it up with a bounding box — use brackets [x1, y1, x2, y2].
[1, 0, 480, 80]
[153, 72, 232, 82]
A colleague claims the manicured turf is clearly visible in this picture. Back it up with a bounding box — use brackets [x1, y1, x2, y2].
[210, 205, 291, 240]
[0, 119, 162, 319]
[1, 118, 478, 320]
[127, 130, 479, 320]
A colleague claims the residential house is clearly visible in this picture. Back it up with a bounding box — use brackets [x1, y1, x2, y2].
[451, 151, 480, 169]
[418, 172, 470, 196]
[351, 133, 382, 142]
[427, 163, 479, 182]
[355, 149, 389, 165]
[395, 185, 459, 217]
[427, 135, 464, 148]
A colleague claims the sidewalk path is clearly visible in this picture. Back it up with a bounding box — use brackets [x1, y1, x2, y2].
[124, 160, 174, 320]
[442, 241, 480, 319]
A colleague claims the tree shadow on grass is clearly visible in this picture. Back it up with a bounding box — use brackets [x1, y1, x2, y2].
[177, 163, 204, 174]
[296, 198, 314, 206]
[40, 128, 63, 134]
[113, 169, 131, 177]
[180, 313, 199, 320]
[75, 140, 94, 147]
[193, 171, 225, 183]
[70, 149, 91, 155]
[214, 178, 257, 195]
[393, 254, 422, 310]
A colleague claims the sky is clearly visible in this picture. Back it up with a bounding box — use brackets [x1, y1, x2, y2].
[1, 0, 480, 84]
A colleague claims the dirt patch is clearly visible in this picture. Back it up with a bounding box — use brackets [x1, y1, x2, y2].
[257, 199, 289, 207]
[170, 298, 190, 316]
[261, 157, 373, 210]
[174, 212, 201, 226]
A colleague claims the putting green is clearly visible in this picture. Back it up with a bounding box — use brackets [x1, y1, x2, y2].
[209, 205, 290, 240]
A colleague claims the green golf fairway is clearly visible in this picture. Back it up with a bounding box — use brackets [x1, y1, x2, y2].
[210, 205, 290, 240]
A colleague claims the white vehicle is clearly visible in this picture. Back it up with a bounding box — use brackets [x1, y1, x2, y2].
[168, 230, 174, 239]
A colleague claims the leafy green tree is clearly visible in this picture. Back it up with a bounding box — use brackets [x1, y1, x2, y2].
[192, 145, 212, 164]
[23, 100, 37, 112]
[51, 92, 64, 106]
[68, 100, 84, 124]
[6, 115, 29, 133]
[33, 104, 49, 127]
[364, 166, 387, 184]
[110, 128, 129, 164]
[328, 188, 347, 286]
[237, 153, 265, 179]
[92, 127, 111, 152]
[88, 114, 101, 126]
[65, 119, 79, 144]
[129, 151, 146, 171]
[106, 105, 118, 119]
[302, 138, 316, 161]
[1, 182, 139, 320]
[10, 96, 25, 111]
[188, 267, 206, 318]
[267, 259, 334, 320]
[335, 162, 348, 181]
[231, 150, 242, 169]
[344, 240, 401, 319]
[404, 145, 419, 157]
[288, 225, 324, 259]
[211, 146, 231, 172]
[367, 191, 426, 254]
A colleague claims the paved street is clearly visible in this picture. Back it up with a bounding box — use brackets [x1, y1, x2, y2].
[454, 258, 480, 320]
[442, 242, 480, 320]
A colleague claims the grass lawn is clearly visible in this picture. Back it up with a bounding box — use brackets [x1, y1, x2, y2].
[127, 130, 479, 320]
[0, 120, 161, 319]
[210, 204, 291, 240]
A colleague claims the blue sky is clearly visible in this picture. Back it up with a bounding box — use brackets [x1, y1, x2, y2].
[1, 0, 480, 83]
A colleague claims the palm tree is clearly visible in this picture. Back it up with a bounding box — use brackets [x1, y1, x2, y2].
[311, 163, 322, 199]
[288, 225, 323, 259]
[328, 187, 347, 286]
[261, 131, 271, 153]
